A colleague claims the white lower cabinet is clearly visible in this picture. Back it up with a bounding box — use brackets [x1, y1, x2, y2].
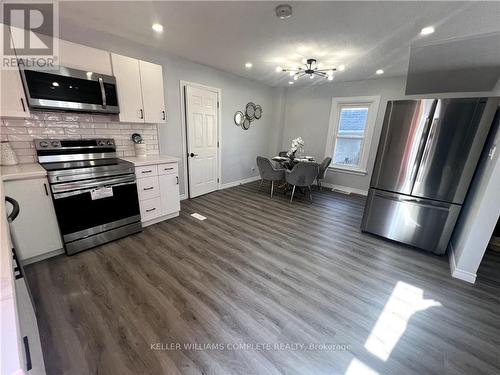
[134, 161, 180, 226]
[4, 177, 63, 262]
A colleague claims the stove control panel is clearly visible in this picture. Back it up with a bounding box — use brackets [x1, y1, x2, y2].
[35, 138, 115, 150]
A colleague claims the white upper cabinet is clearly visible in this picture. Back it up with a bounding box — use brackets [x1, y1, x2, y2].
[139, 60, 166, 123]
[58, 39, 112, 75]
[0, 26, 30, 118]
[0, 67, 30, 118]
[111, 53, 145, 123]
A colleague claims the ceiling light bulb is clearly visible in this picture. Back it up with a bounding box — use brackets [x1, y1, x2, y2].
[328, 76, 334, 81]
[337, 64, 346, 71]
[289, 71, 295, 76]
[276, 66, 283, 72]
[376, 69, 384, 75]
[152, 23, 163, 32]
[288, 81, 294, 85]
[293, 74, 299, 80]
[326, 70, 334, 76]
[310, 74, 314, 79]
[52, 82, 59, 87]
[245, 62, 253, 69]
[420, 26, 435, 35]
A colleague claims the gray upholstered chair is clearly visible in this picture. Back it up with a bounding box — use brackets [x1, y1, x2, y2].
[285, 162, 319, 203]
[316, 156, 332, 190]
[256, 156, 285, 198]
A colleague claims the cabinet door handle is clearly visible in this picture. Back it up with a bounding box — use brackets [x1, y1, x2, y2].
[43, 183, 49, 196]
[164, 167, 173, 171]
[139, 109, 144, 119]
[141, 170, 152, 174]
[162, 110, 166, 121]
[20, 98, 26, 112]
[176, 176, 179, 185]
[143, 187, 154, 191]
[23, 336, 32, 371]
[146, 207, 156, 212]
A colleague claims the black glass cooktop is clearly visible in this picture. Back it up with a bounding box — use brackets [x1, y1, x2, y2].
[40, 158, 132, 171]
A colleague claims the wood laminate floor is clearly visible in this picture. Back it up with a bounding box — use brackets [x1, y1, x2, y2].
[26, 182, 500, 375]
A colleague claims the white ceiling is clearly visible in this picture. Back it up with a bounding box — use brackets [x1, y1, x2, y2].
[59, 1, 500, 87]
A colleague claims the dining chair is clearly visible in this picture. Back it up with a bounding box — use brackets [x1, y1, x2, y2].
[316, 156, 332, 191]
[278, 151, 288, 157]
[285, 162, 319, 203]
[256, 156, 286, 198]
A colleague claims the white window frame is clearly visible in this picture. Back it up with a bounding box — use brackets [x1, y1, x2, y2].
[325, 96, 381, 175]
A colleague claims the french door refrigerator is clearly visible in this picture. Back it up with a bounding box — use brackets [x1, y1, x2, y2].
[361, 97, 498, 254]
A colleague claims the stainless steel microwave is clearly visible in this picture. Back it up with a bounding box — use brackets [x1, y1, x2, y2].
[20, 66, 120, 114]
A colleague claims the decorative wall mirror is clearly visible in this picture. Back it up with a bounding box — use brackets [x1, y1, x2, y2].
[254, 105, 263, 120]
[234, 111, 245, 126]
[245, 102, 256, 120]
[242, 117, 251, 130]
[234, 102, 263, 131]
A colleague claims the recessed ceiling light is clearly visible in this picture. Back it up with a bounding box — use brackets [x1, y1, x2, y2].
[275, 4, 293, 19]
[152, 23, 163, 32]
[275, 66, 283, 72]
[420, 26, 435, 36]
[52, 82, 59, 87]
[245, 62, 253, 69]
[288, 81, 294, 85]
[376, 69, 384, 75]
[337, 64, 346, 71]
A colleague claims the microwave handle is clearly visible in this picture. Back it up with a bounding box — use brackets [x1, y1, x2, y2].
[98, 78, 107, 109]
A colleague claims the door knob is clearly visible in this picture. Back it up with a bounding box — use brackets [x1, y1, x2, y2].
[190, 152, 198, 157]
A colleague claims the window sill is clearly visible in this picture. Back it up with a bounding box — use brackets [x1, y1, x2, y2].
[328, 165, 367, 176]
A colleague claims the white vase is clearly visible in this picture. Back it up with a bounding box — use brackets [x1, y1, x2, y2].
[0, 142, 18, 165]
[134, 143, 147, 157]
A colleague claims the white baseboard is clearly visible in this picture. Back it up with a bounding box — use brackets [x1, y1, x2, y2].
[449, 243, 477, 284]
[322, 183, 368, 196]
[23, 248, 65, 265]
[142, 211, 180, 227]
[180, 194, 187, 201]
[220, 176, 261, 190]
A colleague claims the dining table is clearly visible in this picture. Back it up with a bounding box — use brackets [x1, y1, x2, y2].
[271, 155, 316, 170]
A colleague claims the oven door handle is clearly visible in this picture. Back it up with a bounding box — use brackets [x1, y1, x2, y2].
[53, 180, 136, 199]
[52, 175, 136, 194]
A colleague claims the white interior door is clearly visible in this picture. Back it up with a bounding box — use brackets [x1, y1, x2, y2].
[185, 85, 219, 198]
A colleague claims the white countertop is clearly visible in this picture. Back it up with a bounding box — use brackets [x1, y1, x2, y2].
[122, 155, 180, 166]
[0, 163, 46, 182]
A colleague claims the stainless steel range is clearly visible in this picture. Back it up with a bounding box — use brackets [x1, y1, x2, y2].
[35, 138, 141, 255]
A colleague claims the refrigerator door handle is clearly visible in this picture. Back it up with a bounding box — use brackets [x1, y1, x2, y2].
[415, 116, 440, 183]
[374, 191, 451, 210]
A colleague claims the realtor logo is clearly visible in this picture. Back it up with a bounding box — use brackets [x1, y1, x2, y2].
[2, 1, 58, 69]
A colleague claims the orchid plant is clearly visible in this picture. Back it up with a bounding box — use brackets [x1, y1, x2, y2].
[287, 137, 304, 157]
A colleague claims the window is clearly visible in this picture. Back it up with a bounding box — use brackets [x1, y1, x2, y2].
[326, 96, 381, 174]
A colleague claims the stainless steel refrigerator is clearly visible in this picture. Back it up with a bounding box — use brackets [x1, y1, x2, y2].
[361, 97, 499, 254]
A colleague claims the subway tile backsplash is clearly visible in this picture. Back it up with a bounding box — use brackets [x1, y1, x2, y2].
[0, 111, 160, 164]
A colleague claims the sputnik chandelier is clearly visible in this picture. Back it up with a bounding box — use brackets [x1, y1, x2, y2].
[277, 58, 337, 81]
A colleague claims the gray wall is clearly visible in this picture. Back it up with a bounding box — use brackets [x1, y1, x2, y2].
[450, 109, 500, 281]
[59, 25, 282, 195]
[281, 77, 405, 192]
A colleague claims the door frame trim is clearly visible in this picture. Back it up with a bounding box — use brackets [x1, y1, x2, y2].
[179, 80, 222, 198]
